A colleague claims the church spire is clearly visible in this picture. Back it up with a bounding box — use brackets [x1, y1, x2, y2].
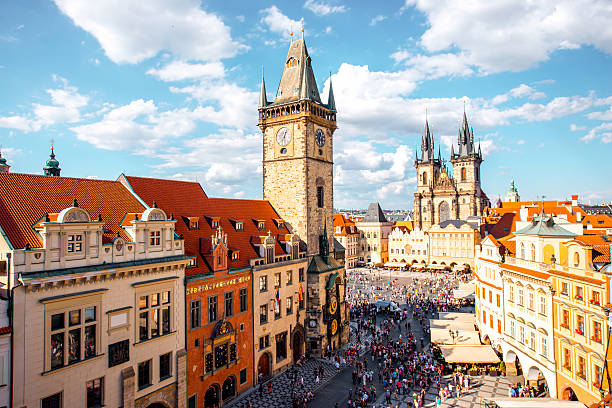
[327, 72, 336, 111]
[0, 147, 9, 173]
[259, 67, 268, 108]
[274, 38, 321, 105]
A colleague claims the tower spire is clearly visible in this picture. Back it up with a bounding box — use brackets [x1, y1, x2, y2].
[43, 141, 61, 177]
[259, 66, 268, 108]
[327, 71, 336, 111]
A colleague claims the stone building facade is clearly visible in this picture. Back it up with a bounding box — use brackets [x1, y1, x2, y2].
[333, 214, 361, 269]
[0, 173, 189, 408]
[356, 203, 393, 266]
[413, 114, 490, 230]
[259, 38, 337, 255]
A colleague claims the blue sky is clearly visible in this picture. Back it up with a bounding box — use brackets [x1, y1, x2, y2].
[1, 0, 612, 209]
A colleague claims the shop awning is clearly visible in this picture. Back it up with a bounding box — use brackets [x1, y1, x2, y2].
[430, 328, 481, 345]
[430, 319, 476, 331]
[485, 398, 586, 408]
[438, 312, 475, 322]
[453, 289, 476, 300]
[384, 262, 407, 268]
[438, 345, 500, 364]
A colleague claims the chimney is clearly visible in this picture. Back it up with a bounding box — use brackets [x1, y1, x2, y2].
[571, 195, 578, 207]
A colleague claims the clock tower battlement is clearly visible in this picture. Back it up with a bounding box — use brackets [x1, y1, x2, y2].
[259, 38, 337, 255]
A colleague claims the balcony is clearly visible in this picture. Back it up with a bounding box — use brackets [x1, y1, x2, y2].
[505, 256, 551, 272]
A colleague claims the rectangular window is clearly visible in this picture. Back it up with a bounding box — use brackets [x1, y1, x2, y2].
[496, 294, 500, 307]
[594, 321, 602, 342]
[539, 296, 546, 315]
[274, 300, 281, 320]
[259, 335, 270, 349]
[578, 356, 586, 378]
[240, 368, 248, 385]
[236, 221, 243, 231]
[530, 331, 536, 351]
[138, 360, 152, 390]
[286, 270, 293, 285]
[595, 365, 604, 387]
[561, 282, 569, 295]
[519, 326, 525, 344]
[259, 276, 267, 292]
[260, 305, 268, 324]
[149, 231, 161, 246]
[67, 234, 83, 253]
[509, 286, 514, 302]
[42, 392, 62, 408]
[510, 321, 515, 338]
[497, 319, 501, 334]
[488, 291, 492, 303]
[208, 295, 218, 323]
[528, 292, 534, 310]
[274, 272, 281, 288]
[562, 309, 570, 328]
[541, 337, 547, 356]
[564, 348, 572, 370]
[188, 395, 197, 408]
[86, 377, 104, 408]
[275, 332, 287, 362]
[224, 292, 234, 317]
[159, 352, 172, 380]
[592, 291, 601, 305]
[576, 286, 584, 300]
[190, 300, 201, 329]
[577, 315, 585, 335]
[286, 296, 293, 315]
[139, 292, 171, 340]
[49, 305, 97, 370]
[317, 186, 324, 208]
[239, 288, 248, 313]
[518, 289, 524, 306]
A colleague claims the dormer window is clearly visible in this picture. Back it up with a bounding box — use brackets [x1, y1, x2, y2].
[277, 220, 284, 229]
[258, 221, 265, 231]
[265, 246, 274, 264]
[150, 231, 161, 246]
[211, 219, 219, 229]
[235, 221, 243, 231]
[231, 251, 240, 261]
[187, 217, 199, 230]
[67, 234, 83, 253]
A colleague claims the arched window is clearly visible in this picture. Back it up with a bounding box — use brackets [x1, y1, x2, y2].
[286, 57, 298, 68]
[461, 167, 466, 181]
[574, 252, 580, 267]
[422, 172, 428, 185]
[530, 244, 536, 261]
[475, 167, 480, 181]
[520, 243, 525, 259]
[439, 202, 450, 223]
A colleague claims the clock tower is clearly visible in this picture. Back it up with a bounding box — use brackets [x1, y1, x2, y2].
[258, 38, 337, 255]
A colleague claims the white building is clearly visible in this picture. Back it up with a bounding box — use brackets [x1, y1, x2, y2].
[501, 212, 580, 397]
[475, 235, 506, 351]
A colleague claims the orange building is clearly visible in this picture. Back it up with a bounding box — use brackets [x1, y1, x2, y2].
[120, 176, 298, 408]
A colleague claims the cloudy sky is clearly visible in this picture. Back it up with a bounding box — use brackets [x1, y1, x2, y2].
[1, 0, 612, 209]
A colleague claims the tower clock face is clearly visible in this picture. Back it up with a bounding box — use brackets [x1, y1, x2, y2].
[329, 296, 338, 314]
[276, 127, 292, 146]
[330, 319, 338, 335]
[315, 129, 325, 147]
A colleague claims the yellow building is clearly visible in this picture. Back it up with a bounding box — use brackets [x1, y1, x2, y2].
[551, 235, 611, 403]
[428, 220, 480, 270]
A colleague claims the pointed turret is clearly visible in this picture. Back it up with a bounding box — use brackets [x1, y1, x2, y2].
[458, 109, 473, 157]
[274, 39, 321, 105]
[450, 144, 455, 159]
[420, 117, 435, 162]
[438, 146, 441, 162]
[259, 69, 268, 108]
[327, 75, 336, 111]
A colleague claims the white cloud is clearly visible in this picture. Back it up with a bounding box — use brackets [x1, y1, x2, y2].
[570, 124, 586, 131]
[582, 122, 612, 144]
[304, 0, 346, 16]
[147, 61, 225, 82]
[402, 0, 612, 73]
[53, 0, 246, 64]
[70, 99, 197, 151]
[587, 107, 612, 121]
[492, 84, 546, 105]
[517, 139, 525, 145]
[370, 15, 387, 26]
[260, 6, 303, 38]
[0, 115, 39, 132]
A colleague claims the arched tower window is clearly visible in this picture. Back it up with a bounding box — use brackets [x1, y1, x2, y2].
[422, 172, 428, 185]
[461, 167, 466, 181]
[475, 167, 480, 182]
[286, 57, 298, 68]
[439, 202, 450, 223]
[520, 243, 525, 259]
[530, 244, 535, 261]
[573, 252, 580, 267]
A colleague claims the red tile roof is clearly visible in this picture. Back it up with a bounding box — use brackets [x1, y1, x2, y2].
[0, 173, 146, 249]
[333, 214, 358, 236]
[122, 175, 290, 275]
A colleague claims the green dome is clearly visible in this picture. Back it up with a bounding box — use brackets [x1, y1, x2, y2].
[44, 149, 59, 169]
[0, 154, 6, 165]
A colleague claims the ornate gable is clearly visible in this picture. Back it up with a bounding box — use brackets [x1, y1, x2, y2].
[434, 166, 457, 193]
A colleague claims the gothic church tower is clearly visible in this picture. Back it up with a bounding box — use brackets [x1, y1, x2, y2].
[259, 38, 337, 254]
[413, 118, 441, 229]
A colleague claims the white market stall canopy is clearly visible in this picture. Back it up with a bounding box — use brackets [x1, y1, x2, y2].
[453, 289, 476, 300]
[438, 312, 474, 322]
[384, 262, 407, 268]
[430, 319, 476, 331]
[430, 328, 481, 345]
[438, 345, 500, 364]
[485, 398, 586, 408]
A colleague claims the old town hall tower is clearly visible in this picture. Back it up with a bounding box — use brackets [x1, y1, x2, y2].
[413, 112, 490, 229]
[259, 38, 337, 254]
